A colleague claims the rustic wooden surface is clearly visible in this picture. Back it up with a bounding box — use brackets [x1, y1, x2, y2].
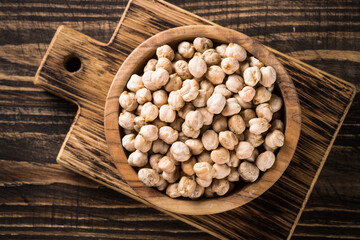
[1, 0, 359, 239]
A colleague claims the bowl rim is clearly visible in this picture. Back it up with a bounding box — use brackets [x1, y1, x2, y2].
[104, 25, 301, 215]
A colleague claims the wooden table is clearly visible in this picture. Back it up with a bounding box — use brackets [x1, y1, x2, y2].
[1, 0, 359, 239]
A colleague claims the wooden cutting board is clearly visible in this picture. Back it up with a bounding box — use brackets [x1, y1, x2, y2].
[34, 0, 356, 239]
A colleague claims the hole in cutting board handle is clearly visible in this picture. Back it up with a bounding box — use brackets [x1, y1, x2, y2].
[63, 54, 82, 73]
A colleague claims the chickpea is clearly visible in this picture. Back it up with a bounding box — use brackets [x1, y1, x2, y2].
[141, 102, 158, 122]
[270, 119, 284, 132]
[214, 84, 232, 98]
[211, 147, 230, 164]
[226, 74, 244, 93]
[185, 139, 204, 155]
[246, 148, 259, 162]
[179, 79, 199, 102]
[253, 86, 272, 105]
[202, 49, 221, 65]
[135, 104, 143, 116]
[256, 103, 273, 122]
[142, 71, 158, 91]
[144, 59, 157, 72]
[204, 186, 217, 198]
[156, 176, 168, 191]
[202, 130, 219, 151]
[221, 57, 240, 75]
[134, 116, 146, 132]
[122, 133, 136, 152]
[159, 104, 176, 123]
[174, 60, 193, 80]
[152, 90, 168, 107]
[163, 167, 180, 183]
[136, 88, 152, 105]
[240, 109, 256, 127]
[269, 94, 283, 113]
[189, 184, 205, 199]
[196, 177, 212, 188]
[151, 68, 169, 89]
[165, 73, 182, 92]
[228, 115, 246, 134]
[193, 162, 213, 179]
[158, 126, 178, 144]
[138, 168, 160, 187]
[238, 161, 259, 182]
[215, 44, 227, 57]
[182, 123, 200, 138]
[212, 178, 230, 196]
[170, 141, 191, 162]
[197, 151, 213, 165]
[178, 41, 195, 58]
[228, 167, 240, 182]
[265, 130, 285, 149]
[212, 115, 228, 133]
[235, 141, 254, 159]
[192, 80, 214, 108]
[127, 74, 144, 92]
[152, 139, 169, 155]
[119, 111, 136, 130]
[267, 84, 275, 92]
[263, 142, 277, 152]
[243, 66, 261, 87]
[239, 86, 256, 102]
[197, 107, 214, 125]
[170, 117, 184, 132]
[222, 98, 241, 117]
[174, 52, 185, 62]
[159, 156, 176, 173]
[185, 110, 204, 130]
[139, 124, 158, 141]
[193, 37, 213, 53]
[249, 56, 264, 68]
[134, 134, 152, 153]
[205, 65, 225, 85]
[119, 91, 138, 111]
[219, 131, 239, 150]
[156, 44, 175, 61]
[178, 102, 195, 119]
[128, 150, 148, 167]
[168, 90, 185, 110]
[166, 183, 181, 198]
[249, 118, 271, 134]
[178, 176, 197, 197]
[149, 154, 163, 173]
[244, 130, 264, 147]
[188, 56, 207, 78]
[235, 93, 254, 109]
[255, 151, 275, 171]
[181, 156, 196, 176]
[156, 57, 173, 74]
[227, 151, 240, 168]
[260, 66, 276, 87]
[207, 93, 226, 114]
[225, 43, 247, 62]
[239, 61, 250, 76]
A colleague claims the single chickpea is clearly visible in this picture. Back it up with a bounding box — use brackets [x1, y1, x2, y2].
[212, 115, 228, 133]
[228, 115, 246, 134]
[151, 118, 167, 129]
[185, 110, 204, 130]
[159, 156, 176, 173]
[202, 49, 221, 65]
[221, 57, 240, 75]
[173, 52, 185, 62]
[215, 44, 227, 57]
[179, 79, 199, 102]
[178, 176, 197, 197]
[139, 124, 158, 141]
[181, 156, 196, 176]
[249, 56, 264, 68]
[214, 84, 232, 98]
[134, 116, 146, 132]
[256, 151, 275, 171]
[244, 130, 264, 147]
[144, 59, 157, 72]
[134, 134, 152, 153]
[240, 109, 256, 127]
[239, 61, 250, 76]
[156, 176, 168, 191]
[136, 88, 152, 105]
[204, 186, 217, 198]
[222, 98, 241, 116]
[268, 94, 283, 113]
[156, 44, 175, 61]
[162, 168, 180, 183]
[185, 139, 204, 155]
[201, 130, 219, 151]
[260, 66, 276, 87]
[263, 142, 277, 152]
[193, 37, 213, 53]
[192, 80, 214, 107]
[270, 119, 284, 132]
[212, 178, 230, 196]
[149, 154, 163, 173]
[193, 162, 213, 179]
[265, 130, 285, 149]
[141, 102, 159, 122]
[227, 151, 240, 168]
[246, 148, 259, 162]
[174, 60, 193, 80]
[119, 111, 136, 130]
[225, 43, 247, 62]
[249, 118, 271, 134]
[152, 139, 169, 155]
[256, 103, 273, 122]
[182, 123, 200, 138]
[235, 141, 254, 159]
[207, 93, 226, 114]
[189, 184, 205, 199]
[196, 177, 212, 188]
[226, 74, 245, 93]
[156, 57, 173, 74]
[197, 107, 214, 125]
[122, 133, 136, 152]
[151, 68, 169, 89]
[219, 131, 239, 150]
[253, 86, 272, 105]
[142, 71, 158, 91]
[239, 86, 256, 102]
[197, 151, 213, 165]
[205, 65, 225, 85]
[170, 141, 191, 162]
[170, 117, 184, 132]
[178, 103, 195, 119]
[165, 73, 182, 92]
[238, 161, 259, 182]
[158, 126, 178, 144]
[211, 147, 230, 164]
[168, 90, 185, 110]
[243, 66, 261, 87]
[178, 41, 195, 58]
[188, 56, 207, 78]
[152, 90, 168, 107]
[138, 168, 160, 187]
[166, 183, 181, 198]
[127, 74, 144, 92]
[228, 167, 240, 182]
[128, 150, 148, 167]
[159, 104, 176, 123]
[235, 93, 254, 109]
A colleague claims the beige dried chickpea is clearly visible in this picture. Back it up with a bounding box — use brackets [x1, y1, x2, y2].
[178, 102, 195, 119]
[253, 86, 272, 105]
[193, 37, 213, 53]
[243, 66, 261, 87]
[185, 110, 204, 130]
[119, 111, 136, 130]
[189, 184, 205, 199]
[164, 73, 182, 92]
[213, 163, 231, 179]
[201, 129, 219, 151]
[166, 183, 181, 198]
[139, 124, 158, 141]
[207, 93, 226, 114]
[212, 115, 227, 133]
[270, 119, 284, 132]
[170, 141, 191, 162]
[249, 56, 264, 68]
[158, 126, 178, 144]
[265, 130, 285, 149]
[238, 161, 259, 182]
[188, 55, 207, 78]
[159, 156, 176, 173]
[192, 89, 209, 108]
[136, 88, 152, 104]
[179, 79, 199, 102]
[215, 44, 227, 57]
[163, 168, 180, 183]
[127, 74, 144, 92]
[197, 151, 213, 165]
[122, 133, 136, 152]
[182, 123, 200, 138]
[235, 94, 254, 109]
[144, 59, 157, 72]
[240, 109, 256, 127]
[168, 90, 185, 110]
[142, 71, 158, 91]
[246, 148, 259, 162]
[134, 116, 146, 132]
[222, 98, 241, 116]
[205, 65, 225, 85]
[227, 151, 240, 168]
[159, 104, 176, 123]
[196, 177, 212, 188]
[149, 154, 163, 173]
[152, 139, 169, 155]
[141, 102, 159, 122]
[152, 90, 168, 107]
[212, 178, 230, 196]
[178, 176, 197, 197]
[174, 60, 193, 80]
[178, 41, 195, 58]
[259, 66, 276, 87]
[202, 49, 221, 65]
[156, 176, 168, 191]
[239, 61, 250, 76]
[138, 168, 160, 187]
[151, 68, 169, 89]
[211, 147, 230, 164]
[269, 94, 283, 113]
[256, 103, 273, 122]
[181, 156, 196, 176]
[228, 115, 246, 134]
[156, 44, 175, 61]
[193, 162, 213, 179]
[226, 74, 244, 93]
[235, 141, 254, 159]
[214, 84, 232, 98]
[249, 118, 271, 135]
[244, 130, 264, 147]
[219, 131, 239, 150]
[197, 107, 214, 125]
[128, 150, 148, 167]
[239, 86, 256, 102]
[156, 57, 173, 74]
[225, 43, 247, 62]
[256, 151, 276, 171]
[221, 57, 240, 75]
[134, 134, 152, 153]
[185, 139, 204, 155]
[228, 167, 240, 182]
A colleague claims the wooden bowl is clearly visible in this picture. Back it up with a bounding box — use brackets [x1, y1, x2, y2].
[104, 25, 301, 215]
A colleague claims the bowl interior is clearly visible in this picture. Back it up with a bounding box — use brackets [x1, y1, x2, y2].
[104, 25, 301, 215]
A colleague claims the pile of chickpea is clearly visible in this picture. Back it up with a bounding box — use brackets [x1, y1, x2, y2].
[119, 37, 285, 199]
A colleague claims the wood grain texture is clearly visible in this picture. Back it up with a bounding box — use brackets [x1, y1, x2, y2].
[1, 0, 359, 239]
